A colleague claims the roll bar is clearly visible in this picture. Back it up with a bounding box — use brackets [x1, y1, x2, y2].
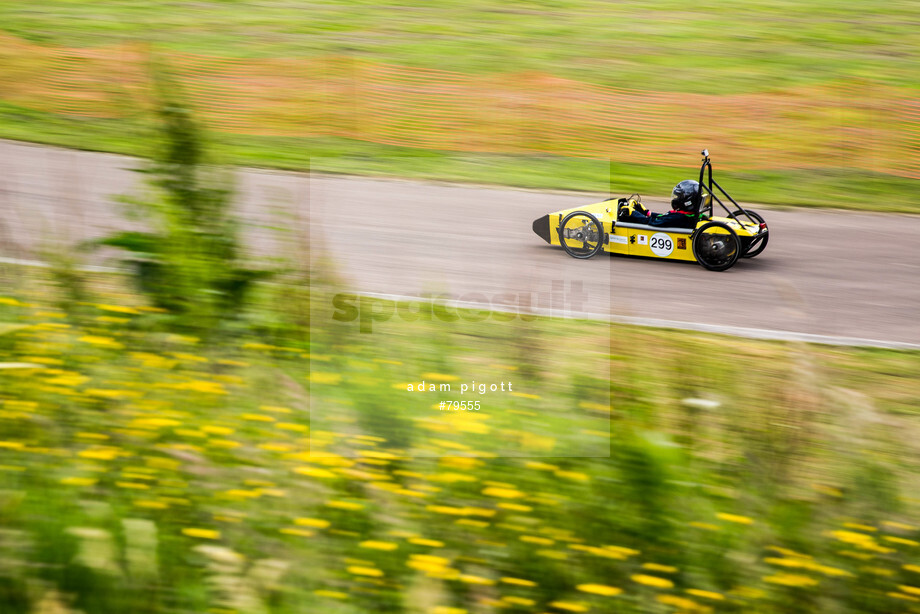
[697, 150, 758, 225]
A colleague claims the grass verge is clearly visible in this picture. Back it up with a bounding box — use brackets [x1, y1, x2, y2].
[1, 102, 918, 213]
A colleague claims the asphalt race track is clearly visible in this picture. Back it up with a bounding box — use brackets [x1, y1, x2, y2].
[1, 139, 918, 348]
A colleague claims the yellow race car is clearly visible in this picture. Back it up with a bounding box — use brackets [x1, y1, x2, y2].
[532, 151, 768, 271]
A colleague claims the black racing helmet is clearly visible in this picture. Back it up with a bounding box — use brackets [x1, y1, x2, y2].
[671, 179, 701, 213]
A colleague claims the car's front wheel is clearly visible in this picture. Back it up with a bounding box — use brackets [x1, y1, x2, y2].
[693, 221, 740, 271]
[557, 211, 605, 259]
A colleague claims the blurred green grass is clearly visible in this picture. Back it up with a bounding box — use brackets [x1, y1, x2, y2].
[2, 0, 918, 94]
[2, 100, 918, 212]
[2, 267, 920, 612]
[1, 1, 919, 210]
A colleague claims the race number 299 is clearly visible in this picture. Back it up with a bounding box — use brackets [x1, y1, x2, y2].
[649, 233, 674, 257]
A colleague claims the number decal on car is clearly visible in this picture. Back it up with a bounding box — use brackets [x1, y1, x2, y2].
[649, 233, 674, 257]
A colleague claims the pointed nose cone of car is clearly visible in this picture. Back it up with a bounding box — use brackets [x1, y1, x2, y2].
[532, 214, 551, 244]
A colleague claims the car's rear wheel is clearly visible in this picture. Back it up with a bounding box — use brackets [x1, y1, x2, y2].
[730, 209, 768, 258]
[558, 211, 605, 259]
[692, 221, 740, 271]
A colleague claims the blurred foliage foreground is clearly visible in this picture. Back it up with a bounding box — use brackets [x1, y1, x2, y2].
[1, 265, 920, 614]
[1, 90, 920, 614]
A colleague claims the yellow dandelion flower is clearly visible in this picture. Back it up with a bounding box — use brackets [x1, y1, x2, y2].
[78, 447, 121, 461]
[829, 530, 893, 553]
[173, 380, 227, 394]
[431, 607, 466, 614]
[257, 405, 292, 415]
[347, 566, 383, 577]
[889, 592, 920, 602]
[642, 563, 678, 573]
[763, 573, 818, 587]
[843, 522, 877, 532]
[459, 574, 494, 585]
[831, 530, 873, 544]
[360, 540, 398, 551]
[686, 589, 724, 600]
[294, 518, 330, 529]
[310, 372, 342, 385]
[314, 590, 348, 599]
[631, 574, 674, 589]
[884, 536, 919, 547]
[482, 486, 525, 499]
[549, 601, 588, 612]
[554, 470, 589, 482]
[901, 585, 920, 596]
[208, 439, 241, 449]
[657, 595, 699, 609]
[408, 557, 451, 574]
[131, 418, 181, 429]
[276, 422, 308, 432]
[421, 373, 459, 382]
[510, 392, 540, 399]
[174, 429, 207, 439]
[20, 356, 62, 365]
[766, 546, 811, 558]
[717, 513, 754, 525]
[280, 528, 314, 537]
[182, 528, 220, 540]
[241, 413, 275, 422]
[223, 489, 262, 499]
[242, 342, 277, 351]
[294, 466, 338, 478]
[409, 538, 444, 548]
[326, 500, 364, 511]
[503, 596, 534, 606]
[577, 584, 622, 596]
[439, 456, 482, 469]
[133, 500, 168, 509]
[904, 565, 920, 574]
[96, 304, 140, 315]
[45, 373, 89, 387]
[524, 461, 559, 471]
[838, 550, 874, 560]
[520, 535, 555, 546]
[501, 577, 537, 587]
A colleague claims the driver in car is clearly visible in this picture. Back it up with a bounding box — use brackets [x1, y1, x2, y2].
[617, 180, 704, 230]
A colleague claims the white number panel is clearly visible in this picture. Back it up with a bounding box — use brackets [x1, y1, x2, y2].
[649, 232, 674, 257]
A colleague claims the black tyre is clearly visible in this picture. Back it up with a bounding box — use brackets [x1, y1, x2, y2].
[692, 221, 740, 271]
[558, 211, 605, 259]
[730, 209, 769, 258]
